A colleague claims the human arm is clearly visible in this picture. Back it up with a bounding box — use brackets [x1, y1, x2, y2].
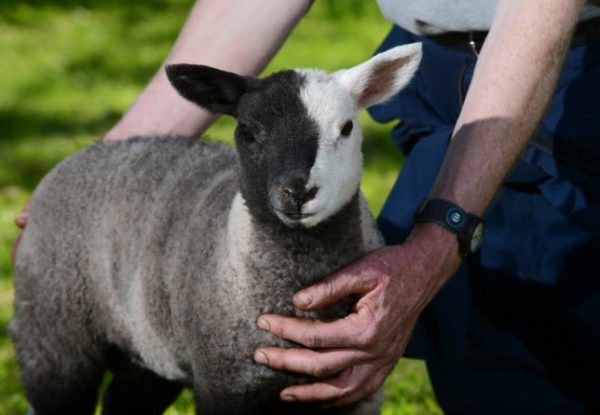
[254, 0, 587, 406]
[104, 0, 312, 140]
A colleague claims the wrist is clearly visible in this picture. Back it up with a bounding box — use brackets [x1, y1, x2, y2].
[406, 221, 463, 278]
[383, 223, 463, 316]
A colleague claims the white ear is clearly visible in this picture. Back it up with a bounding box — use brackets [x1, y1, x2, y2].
[333, 43, 422, 108]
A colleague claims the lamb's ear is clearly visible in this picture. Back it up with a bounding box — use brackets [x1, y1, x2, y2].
[333, 43, 422, 108]
[166, 64, 251, 117]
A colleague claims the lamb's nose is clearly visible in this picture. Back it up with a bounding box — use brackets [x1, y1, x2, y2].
[280, 178, 318, 206]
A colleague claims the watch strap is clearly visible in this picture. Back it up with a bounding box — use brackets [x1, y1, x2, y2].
[414, 198, 484, 256]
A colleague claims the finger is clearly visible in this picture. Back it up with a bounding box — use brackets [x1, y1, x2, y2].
[15, 211, 28, 229]
[11, 231, 23, 266]
[279, 370, 353, 403]
[280, 364, 387, 405]
[293, 262, 378, 311]
[15, 197, 31, 229]
[257, 314, 364, 348]
[329, 364, 390, 407]
[254, 347, 364, 378]
[279, 365, 365, 403]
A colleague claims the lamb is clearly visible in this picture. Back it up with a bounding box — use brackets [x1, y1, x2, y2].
[10, 43, 422, 415]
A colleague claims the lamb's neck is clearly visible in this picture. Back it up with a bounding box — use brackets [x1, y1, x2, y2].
[226, 192, 365, 291]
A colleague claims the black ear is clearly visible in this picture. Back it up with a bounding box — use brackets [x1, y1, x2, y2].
[165, 64, 250, 117]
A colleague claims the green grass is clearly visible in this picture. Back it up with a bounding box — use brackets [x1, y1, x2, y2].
[0, 1, 440, 413]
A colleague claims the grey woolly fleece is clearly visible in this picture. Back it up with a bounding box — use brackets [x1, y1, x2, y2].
[10, 136, 383, 415]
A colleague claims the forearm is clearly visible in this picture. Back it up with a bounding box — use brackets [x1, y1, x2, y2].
[105, 0, 312, 141]
[431, 0, 586, 214]
[402, 0, 586, 298]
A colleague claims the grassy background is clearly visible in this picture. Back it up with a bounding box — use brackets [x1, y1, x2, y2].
[0, 1, 441, 413]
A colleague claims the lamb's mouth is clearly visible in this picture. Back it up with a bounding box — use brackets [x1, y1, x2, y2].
[274, 209, 318, 227]
[280, 211, 315, 220]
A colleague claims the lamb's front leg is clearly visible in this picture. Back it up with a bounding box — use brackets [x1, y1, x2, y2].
[101, 368, 183, 415]
[192, 379, 233, 415]
[334, 386, 384, 415]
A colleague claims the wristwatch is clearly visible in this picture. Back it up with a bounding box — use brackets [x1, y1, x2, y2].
[414, 198, 485, 256]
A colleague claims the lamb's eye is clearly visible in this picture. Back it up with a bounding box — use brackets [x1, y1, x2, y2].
[237, 123, 254, 142]
[340, 120, 353, 138]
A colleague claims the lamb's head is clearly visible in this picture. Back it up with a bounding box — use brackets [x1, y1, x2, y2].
[166, 43, 421, 228]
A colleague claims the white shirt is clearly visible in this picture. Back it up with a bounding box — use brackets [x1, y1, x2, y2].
[377, 0, 600, 35]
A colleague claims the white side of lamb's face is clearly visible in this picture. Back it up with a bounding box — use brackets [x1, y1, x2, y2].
[291, 42, 422, 227]
[292, 69, 363, 228]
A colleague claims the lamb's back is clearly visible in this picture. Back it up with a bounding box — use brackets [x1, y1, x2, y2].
[13, 136, 238, 380]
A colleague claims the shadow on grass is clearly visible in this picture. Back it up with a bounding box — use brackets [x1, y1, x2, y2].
[0, 108, 121, 190]
[2, 0, 372, 19]
[0, 316, 27, 415]
[1, 0, 187, 17]
[1, 108, 121, 142]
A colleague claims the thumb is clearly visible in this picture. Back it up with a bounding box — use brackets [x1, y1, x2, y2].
[294, 260, 378, 311]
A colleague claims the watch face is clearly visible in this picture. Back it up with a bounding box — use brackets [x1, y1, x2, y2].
[446, 207, 466, 230]
[470, 223, 485, 252]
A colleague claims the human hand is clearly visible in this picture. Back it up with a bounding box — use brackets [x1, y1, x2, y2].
[254, 223, 462, 407]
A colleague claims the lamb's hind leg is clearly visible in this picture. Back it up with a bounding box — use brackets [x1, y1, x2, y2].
[10, 292, 104, 414]
[13, 336, 103, 415]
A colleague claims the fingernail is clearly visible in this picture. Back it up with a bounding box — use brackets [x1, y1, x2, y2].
[281, 393, 297, 402]
[15, 214, 27, 228]
[254, 350, 269, 365]
[256, 317, 270, 331]
[295, 293, 312, 308]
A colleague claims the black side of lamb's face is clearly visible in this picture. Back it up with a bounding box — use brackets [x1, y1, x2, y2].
[166, 44, 422, 228]
[231, 71, 323, 228]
